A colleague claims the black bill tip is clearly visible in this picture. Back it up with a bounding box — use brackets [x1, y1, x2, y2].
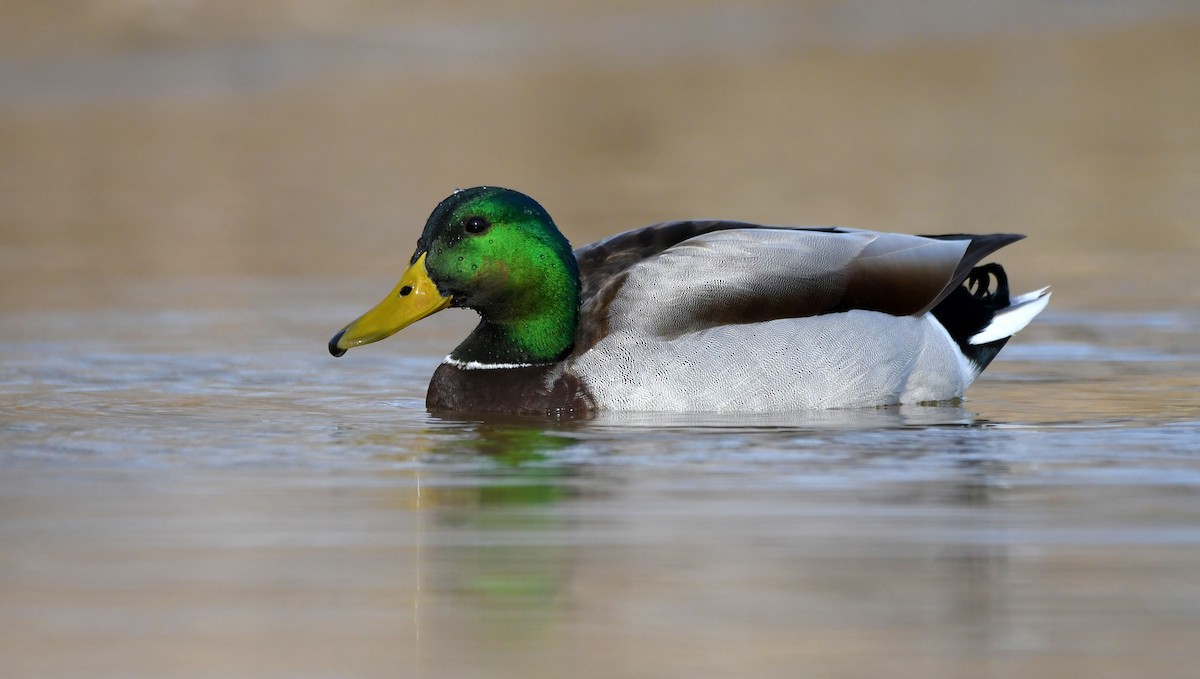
[328, 330, 347, 357]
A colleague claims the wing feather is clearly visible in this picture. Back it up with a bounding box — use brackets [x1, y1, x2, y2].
[572, 221, 1023, 348]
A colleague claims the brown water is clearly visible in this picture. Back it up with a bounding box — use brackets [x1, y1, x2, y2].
[3, 3, 1200, 678]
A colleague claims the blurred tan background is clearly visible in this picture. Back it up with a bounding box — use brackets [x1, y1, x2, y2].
[2, 0, 1198, 312]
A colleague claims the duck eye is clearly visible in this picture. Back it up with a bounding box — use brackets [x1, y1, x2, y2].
[464, 216, 490, 234]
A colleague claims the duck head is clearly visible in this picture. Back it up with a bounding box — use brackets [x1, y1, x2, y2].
[329, 187, 580, 366]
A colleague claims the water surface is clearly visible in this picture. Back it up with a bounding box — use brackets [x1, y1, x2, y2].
[2, 282, 1198, 678]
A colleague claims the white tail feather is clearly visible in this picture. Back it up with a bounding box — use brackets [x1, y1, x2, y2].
[969, 287, 1051, 345]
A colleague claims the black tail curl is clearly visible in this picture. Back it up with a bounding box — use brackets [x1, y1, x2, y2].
[931, 263, 1013, 373]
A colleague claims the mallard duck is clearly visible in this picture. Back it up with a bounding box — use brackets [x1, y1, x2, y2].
[329, 186, 1049, 416]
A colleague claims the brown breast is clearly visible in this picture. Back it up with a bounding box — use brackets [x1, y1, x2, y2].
[426, 362, 596, 417]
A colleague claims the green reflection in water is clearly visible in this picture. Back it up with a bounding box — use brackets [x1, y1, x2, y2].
[418, 416, 582, 669]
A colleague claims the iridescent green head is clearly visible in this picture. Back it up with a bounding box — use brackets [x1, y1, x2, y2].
[329, 187, 580, 366]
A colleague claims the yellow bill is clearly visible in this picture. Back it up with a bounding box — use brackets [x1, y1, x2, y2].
[329, 253, 452, 357]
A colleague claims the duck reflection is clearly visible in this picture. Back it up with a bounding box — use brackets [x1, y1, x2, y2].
[408, 415, 584, 674]
[425, 412, 582, 468]
[358, 402, 1026, 675]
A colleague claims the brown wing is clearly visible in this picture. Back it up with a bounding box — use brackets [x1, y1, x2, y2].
[572, 222, 1023, 350]
[574, 220, 802, 305]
